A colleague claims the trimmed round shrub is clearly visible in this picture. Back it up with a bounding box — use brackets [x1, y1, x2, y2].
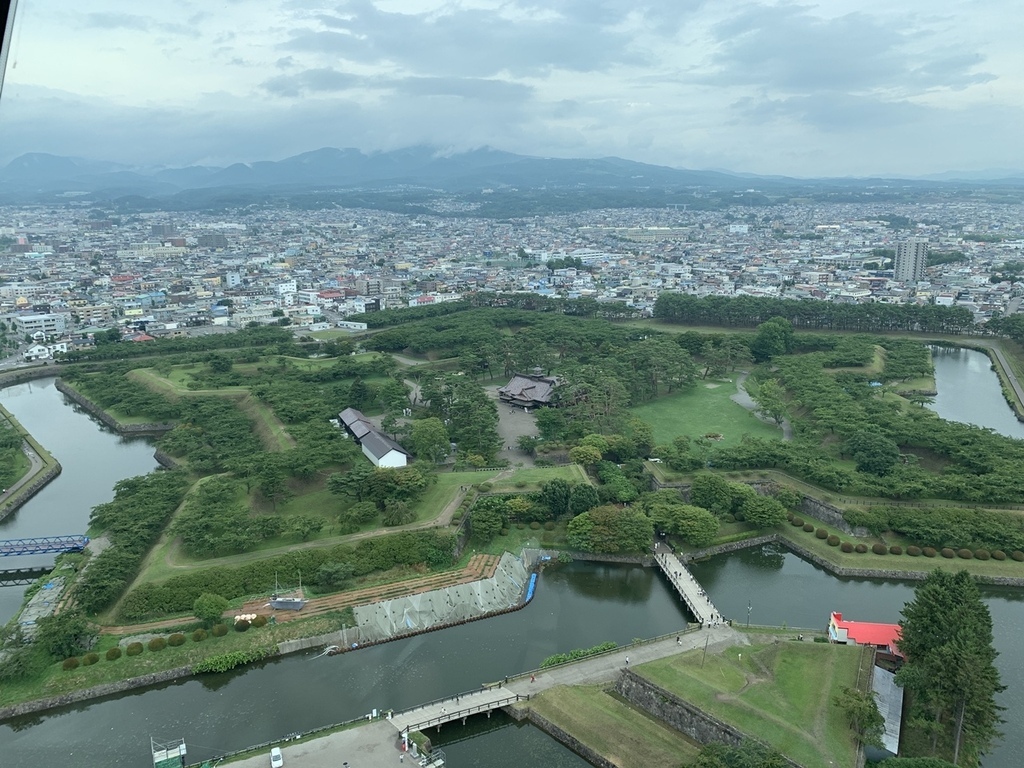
[212, 623, 229, 637]
[889, 545, 903, 555]
[975, 549, 990, 561]
[992, 550, 1007, 561]
[855, 543, 868, 554]
[786, 512, 795, 522]
[82, 652, 100, 666]
[234, 619, 250, 632]
[790, 517, 805, 527]
[529, 521, 541, 530]
[543, 521, 555, 531]
[802, 523, 815, 532]
[957, 548, 973, 559]
[62, 657, 80, 671]
[734, 512, 745, 522]
[499, 528, 509, 536]
[168, 633, 186, 647]
[724, 513, 736, 523]
[815, 528, 828, 539]
[941, 548, 956, 559]
[871, 543, 887, 555]
[840, 542, 854, 553]
[516, 522, 526, 530]
[923, 547, 937, 558]
[478, 482, 493, 492]
[192, 629, 208, 642]
[126, 642, 144, 656]
[1012, 551, 1024, 562]
[827, 535, 840, 546]
[251, 615, 268, 628]
[106, 646, 122, 661]
[907, 546, 922, 557]
[148, 637, 167, 652]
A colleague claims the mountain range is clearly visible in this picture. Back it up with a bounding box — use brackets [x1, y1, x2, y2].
[2, 147, 1022, 202]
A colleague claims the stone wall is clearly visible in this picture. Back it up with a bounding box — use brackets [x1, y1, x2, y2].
[514, 708, 620, 768]
[0, 665, 199, 721]
[0, 365, 63, 389]
[54, 378, 175, 434]
[615, 670, 805, 768]
[0, 462, 61, 522]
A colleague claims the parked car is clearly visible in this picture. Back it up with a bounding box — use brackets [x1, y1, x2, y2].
[270, 747, 284, 767]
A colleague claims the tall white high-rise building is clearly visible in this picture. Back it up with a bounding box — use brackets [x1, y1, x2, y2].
[894, 239, 928, 283]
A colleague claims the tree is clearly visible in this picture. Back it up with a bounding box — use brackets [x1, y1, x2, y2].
[568, 483, 601, 516]
[410, 417, 450, 463]
[740, 495, 788, 529]
[847, 430, 901, 476]
[289, 514, 324, 540]
[751, 317, 794, 362]
[896, 570, 1003, 764]
[538, 478, 573, 518]
[566, 505, 653, 553]
[381, 499, 416, 526]
[693, 739, 788, 768]
[752, 378, 787, 426]
[327, 464, 373, 502]
[35, 610, 94, 660]
[316, 561, 355, 589]
[471, 505, 505, 543]
[834, 686, 885, 748]
[193, 593, 229, 628]
[568, 445, 603, 468]
[689, 473, 734, 516]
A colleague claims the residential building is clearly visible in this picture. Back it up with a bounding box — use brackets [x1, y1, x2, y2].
[894, 239, 928, 283]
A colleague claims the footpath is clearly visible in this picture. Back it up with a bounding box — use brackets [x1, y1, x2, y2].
[223, 625, 743, 768]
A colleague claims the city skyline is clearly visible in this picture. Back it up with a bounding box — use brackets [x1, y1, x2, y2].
[0, 0, 1020, 178]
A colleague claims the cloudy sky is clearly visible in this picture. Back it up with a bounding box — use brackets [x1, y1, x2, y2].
[0, 0, 1019, 176]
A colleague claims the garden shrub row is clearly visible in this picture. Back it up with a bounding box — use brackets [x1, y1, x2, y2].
[844, 505, 1024, 553]
[118, 530, 457, 621]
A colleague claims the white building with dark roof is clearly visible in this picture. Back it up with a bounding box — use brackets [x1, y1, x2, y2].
[339, 407, 410, 467]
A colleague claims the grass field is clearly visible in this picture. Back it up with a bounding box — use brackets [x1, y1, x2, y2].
[630, 380, 783, 447]
[638, 641, 868, 768]
[528, 685, 701, 768]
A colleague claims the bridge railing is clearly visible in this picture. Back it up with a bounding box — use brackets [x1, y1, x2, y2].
[398, 694, 523, 732]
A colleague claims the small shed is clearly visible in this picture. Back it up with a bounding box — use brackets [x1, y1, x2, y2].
[360, 430, 410, 468]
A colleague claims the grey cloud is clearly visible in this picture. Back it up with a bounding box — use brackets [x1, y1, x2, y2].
[261, 68, 363, 97]
[707, 5, 994, 95]
[734, 92, 928, 132]
[281, 2, 647, 77]
[389, 77, 532, 103]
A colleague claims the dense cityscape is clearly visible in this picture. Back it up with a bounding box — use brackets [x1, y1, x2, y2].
[2, 197, 1023, 361]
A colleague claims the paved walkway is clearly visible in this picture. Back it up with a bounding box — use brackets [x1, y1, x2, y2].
[654, 548, 722, 625]
[0, 439, 44, 506]
[731, 371, 793, 440]
[216, 625, 745, 768]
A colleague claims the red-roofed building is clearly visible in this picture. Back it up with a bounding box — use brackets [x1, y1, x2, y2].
[829, 611, 903, 658]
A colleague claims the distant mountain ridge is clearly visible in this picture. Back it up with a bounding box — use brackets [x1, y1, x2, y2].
[1, 146, 1022, 200]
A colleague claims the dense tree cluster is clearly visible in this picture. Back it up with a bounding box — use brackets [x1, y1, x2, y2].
[56, 325, 295, 363]
[655, 293, 976, 334]
[77, 471, 191, 614]
[845, 506, 1024, 552]
[897, 570, 1003, 765]
[0, 425, 26, 490]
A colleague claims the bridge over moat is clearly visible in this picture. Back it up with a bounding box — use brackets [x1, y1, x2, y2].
[0, 535, 89, 557]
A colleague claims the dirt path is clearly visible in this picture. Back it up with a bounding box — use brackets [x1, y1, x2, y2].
[100, 553, 502, 634]
[0, 439, 44, 503]
[730, 372, 793, 440]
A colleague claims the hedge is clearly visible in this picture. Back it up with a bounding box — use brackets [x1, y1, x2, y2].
[62, 657, 79, 671]
[993, 550, 1007, 561]
[168, 633, 186, 647]
[251, 615, 268, 628]
[872, 543, 887, 555]
[855, 544, 868, 553]
[105, 647, 122, 661]
[889, 545, 903, 555]
[975, 549, 990, 561]
[192, 629, 208, 642]
[840, 542, 854, 553]
[234, 619, 250, 632]
[791, 518, 805, 527]
[923, 547, 937, 557]
[148, 637, 167, 651]
[827, 535, 840, 546]
[82, 652, 100, 666]
[126, 642, 144, 656]
[212, 624, 228, 637]
[192, 647, 275, 674]
[941, 548, 956, 558]
[958, 548, 974, 559]
[907, 546, 922, 557]
[815, 528, 828, 539]
[1013, 551, 1024, 562]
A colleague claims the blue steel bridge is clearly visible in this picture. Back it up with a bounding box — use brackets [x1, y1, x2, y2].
[0, 535, 89, 557]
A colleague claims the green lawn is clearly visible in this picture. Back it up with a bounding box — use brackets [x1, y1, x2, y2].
[631, 380, 783, 447]
[639, 642, 867, 768]
[487, 464, 588, 493]
[528, 685, 700, 768]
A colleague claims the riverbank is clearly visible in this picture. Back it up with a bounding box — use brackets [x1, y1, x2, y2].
[0, 400, 62, 522]
[53, 378, 176, 434]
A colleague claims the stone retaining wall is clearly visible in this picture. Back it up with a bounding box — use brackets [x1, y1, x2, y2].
[512, 708, 620, 768]
[0, 365, 63, 388]
[153, 448, 183, 469]
[0, 664, 201, 721]
[615, 670, 804, 768]
[0, 462, 62, 522]
[54, 378, 175, 434]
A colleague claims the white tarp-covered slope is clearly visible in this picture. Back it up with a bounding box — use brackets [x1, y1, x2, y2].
[353, 552, 528, 642]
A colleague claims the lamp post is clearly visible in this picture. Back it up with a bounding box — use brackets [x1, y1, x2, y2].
[746, 600, 752, 628]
